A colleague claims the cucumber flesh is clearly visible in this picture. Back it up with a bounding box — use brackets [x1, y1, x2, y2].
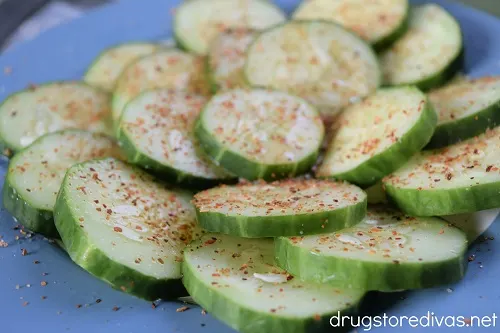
[193, 179, 367, 237]
[3, 130, 123, 238]
[316, 87, 437, 187]
[275, 207, 468, 291]
[195, 89, 325, 181]
[365, 182, 388, 204]
[84, 42, 159, 92]
[444, 209, 499, 242]
[117, 90, 234, 187]
[244, 20, 381, 121]
[426, 76, 500, 148]
[383, 126, 500, 216]
[54, 158, 202, 300]
[292, 0, 409, 50]
[174, 0, 286, 55]
[207, 29, 256, 92]
[380, 4, 463, 90]
[0, 82, 113, 152]
[112, 50, 209, 125]
[183, 233, 364, 333]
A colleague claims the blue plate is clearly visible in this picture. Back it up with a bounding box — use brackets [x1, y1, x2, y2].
[0, 0, 499, 332]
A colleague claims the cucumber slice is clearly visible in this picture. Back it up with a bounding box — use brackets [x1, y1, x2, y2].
[195, 89, 325, 181]
[366, 182, 388, 204]
[275, 207, 468, 291]
[292, 0, 409, 51]
[244, 20, 381, 121]
[380, 4, 463, 90]
[0, 82, 113, 152]
[84, 42, 159, 92]
[316, 87, 437, 187]
[3, 130, 123, 238]
[207, 29, 256, 93]
[54, 158, 201, 300]
[193, 179, 367, 237]
[444, 209, 499, 242]
[426, 76, 500, 149]
[183, 233, 364, 333]
[54, 239, 67, 251]
[383, 126, 500, 216]
[117, 90, 235, 187]
[173, 0, 286, 55]
[111, 50, 209, 125]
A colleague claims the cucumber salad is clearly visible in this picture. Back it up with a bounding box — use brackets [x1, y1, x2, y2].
[2, 0, 498, 332]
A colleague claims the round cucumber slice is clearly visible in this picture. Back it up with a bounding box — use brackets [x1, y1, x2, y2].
[365, 182, 388, 204]
[84, 42, 159, 92]
[292, 0, 409, 51]
[195, 89, 325, 181]
[275, 207, 468, 291]
[244, 20, 381, 121]
[207, 29, 256, 92]
[111, 49, 209, 125]
[117, 89, 235, 187]
[443, 209, 499, 243]
[54, 158, 202, 300]
[193, 179, 367, 237]
[183, 233, 364, 333]
[3, 130, 123, 238]
[173, 0, 285, 55]
[383, 126, 500, 216]
[0, 82, 113, 152]
[316, 87, 437, 187]
[426, 76, 500, 149]
[380, 4, 463, 90]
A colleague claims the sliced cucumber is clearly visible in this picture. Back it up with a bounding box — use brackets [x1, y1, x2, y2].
[84, 42, 159, 92]
[183, 233, 364, 333]
[366, 182, 388, 204]
[275, 207, 468, 291]
[193, 179, 367, 237]
[207, 29, 256, 92]
[316, 87, 437, 187]
[292, 0, 409, 51]
[195, 89, 324, 181]
[117, 89, 234, 187]
[54, 158, 201, 300]
[111, 49, 209, 125]
[0, 82, 113, 152]
[426, 76, 500, 149]
[3, 130, 123, 238]
[380, 4, 463, 90]
[244, 20, 381, 121]
[444, 209, 499, 242]
[173, 0, 286, 55]
[383, 126, 500, 216]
